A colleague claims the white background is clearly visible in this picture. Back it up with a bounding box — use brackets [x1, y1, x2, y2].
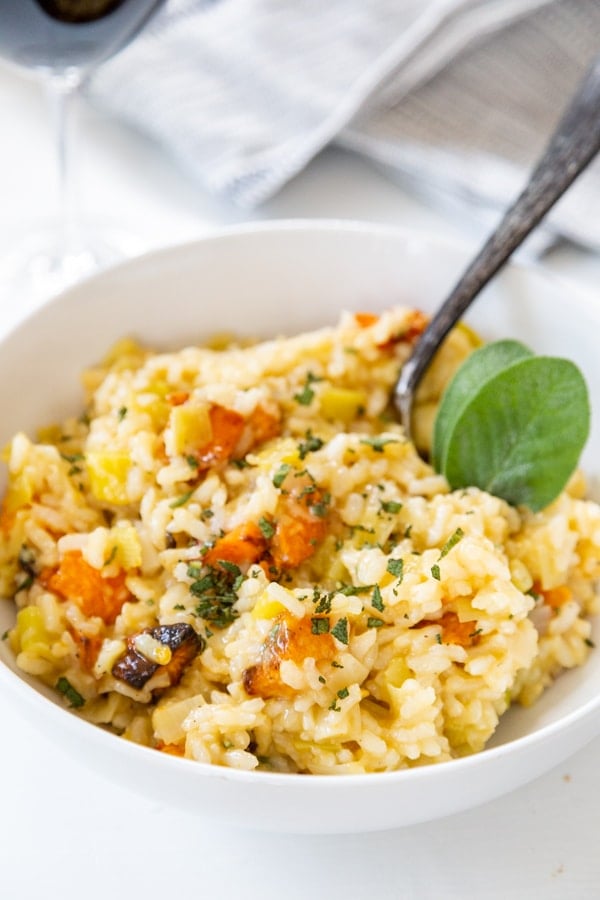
[1, 61, 600, 899]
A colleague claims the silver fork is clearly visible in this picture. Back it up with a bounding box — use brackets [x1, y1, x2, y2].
[394, 54, 600, 440]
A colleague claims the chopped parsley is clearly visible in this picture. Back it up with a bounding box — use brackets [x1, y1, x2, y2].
[309, 492, 331, 518]
[186, 455, 199, 469]
[15, 574, 34, 594]
[170, 490, 194, 508]
[337, 687, 349, 699]
[331, 617, 349, 645]
[56, 676, 85, 708]
[311, 616, 330, 635]
[367, 617, 385, 628]
[371, 585, 384, 612]
[386, 558, 404, 580]
[273, 463, 292, 488]
[117, 406, 128, 422]
[258, 517, 275, 540]
[16, 545, 36, 593]
[60, 452, 85, 464]
[188, 560, 244, 629]
[104, 545, 118, 567]
[429, 528, 465, 582]
[298, 431, 324, 460]
[360, 436, 400, 453]
[294, 372, 321, 406]
[380, 500, 402, 514]
[337, 583, 372, 597]
[312, 589, 333, 615]
[439, 527, 465, 558]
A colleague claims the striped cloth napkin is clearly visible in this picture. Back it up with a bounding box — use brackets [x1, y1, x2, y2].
[88, 0, 600, 250]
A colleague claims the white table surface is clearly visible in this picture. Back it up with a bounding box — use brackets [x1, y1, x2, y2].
[1, 62, 600, 900]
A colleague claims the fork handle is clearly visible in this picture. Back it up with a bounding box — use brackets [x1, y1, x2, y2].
[395, 54, 600, 429]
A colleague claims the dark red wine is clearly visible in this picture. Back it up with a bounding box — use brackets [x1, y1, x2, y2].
[0, 0, 165, 72]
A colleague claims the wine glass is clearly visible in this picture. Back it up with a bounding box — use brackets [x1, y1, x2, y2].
[0, 0, 167, 306]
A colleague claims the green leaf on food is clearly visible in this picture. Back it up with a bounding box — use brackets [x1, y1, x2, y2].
[432, 339, 532, 472]
[433, 341, 590, 512]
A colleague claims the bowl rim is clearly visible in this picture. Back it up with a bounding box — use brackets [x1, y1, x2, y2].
[1, 639, 600, 789]
[6, 216, 600, 343]
[1, 216, 599, 788]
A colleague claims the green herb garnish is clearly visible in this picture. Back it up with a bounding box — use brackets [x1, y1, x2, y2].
[258, 516, 275, 540]
[104, 545, 118, 567]
[294, 372, 321, 406]
[60, 452, 85, 464]
[371, 585, 384, 612]
[188, 560, 244, 628]
[16, 545, 36, 593]
[170, 490, 194, 508]
[337, 583, 373, 597]
[380, 500, 402, 514]
[311, 616, 330, 635]
[439, 527, 464, 558]
[273, 463, 291, 488]
[330, 617, 349, 645]
[386, 558, 403, 580]
[360, 436, 400, 453]
[309, 492, 331, 518]
[298, 431, 324, 460]
[56, 676, 85, 708]
[313, 589, 332, 615]
[433, 340, 590, 512]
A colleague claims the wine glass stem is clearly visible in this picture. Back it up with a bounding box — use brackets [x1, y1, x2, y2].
[46, 70, 82, 261]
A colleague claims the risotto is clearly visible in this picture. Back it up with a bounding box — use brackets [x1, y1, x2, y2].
[1, 307, 599, 775]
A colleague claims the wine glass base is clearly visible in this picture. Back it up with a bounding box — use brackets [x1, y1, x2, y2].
[0, 220, 146, 330]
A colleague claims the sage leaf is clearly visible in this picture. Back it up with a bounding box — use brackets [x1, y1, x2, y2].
[439, 354, 589, 511]
[433, 339, 532, 472]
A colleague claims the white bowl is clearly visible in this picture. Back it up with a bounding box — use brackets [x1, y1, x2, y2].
[1, 221, 599, 834]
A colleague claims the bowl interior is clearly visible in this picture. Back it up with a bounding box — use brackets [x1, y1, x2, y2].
[1, 221, 599, 750]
